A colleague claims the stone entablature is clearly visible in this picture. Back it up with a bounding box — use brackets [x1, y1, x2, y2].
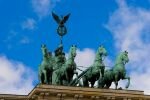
[0, 94, 27, 100]
[0, 84, 150, 100]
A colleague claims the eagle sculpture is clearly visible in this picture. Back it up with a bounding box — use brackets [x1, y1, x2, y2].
[52, 12, 71, 41]
[52, 12, 70, 27]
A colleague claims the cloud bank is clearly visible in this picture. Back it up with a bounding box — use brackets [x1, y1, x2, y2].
[107, 0, 150, 94]
[0, 55, 35, 95]
[75, 48, 95, 68]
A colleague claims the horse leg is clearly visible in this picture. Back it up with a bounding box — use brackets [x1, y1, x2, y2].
[82, 76, 89, 87]
[98, 77, 105, 88]
[43, 70, 47, 84]
[114, 75, 118, 89]
[58, 71, 63, 85]
[91, 81, 95, 88]
[65, 71, 69, 85]
[48, 71, 52, 85]
[48, 69, 53, 84]
[56, 75, 62, 85]
[123, 76, 130, 89]
[38, 73, 41, 84]
[56, 76, 61, 85]
[101, 66, 105, 78]
[41, 73, 45, 84]
[46, 69, 50, 84]
[50, 72, 52, 84]
[105, 81, 112, 89]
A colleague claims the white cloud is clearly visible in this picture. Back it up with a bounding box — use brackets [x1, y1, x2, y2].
[20, 37, 30, 44]
[75, 48, 95, 68]
[74, 48, 112, 71]
[31, 0, 60, 18]
[0, 55, 35, 95]
[107, 0, 150, 94]
[22, 18, 36, 30]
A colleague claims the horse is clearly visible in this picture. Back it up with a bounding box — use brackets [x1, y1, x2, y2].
[38, 44, 53, 84]
[82, 45, 107, 87]
[98, 51, 130, 89]
[55, 45, 78, 85]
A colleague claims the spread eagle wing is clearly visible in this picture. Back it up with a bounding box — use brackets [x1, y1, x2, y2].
[63, 13, 71, 24]
[52, 12, 61, 24]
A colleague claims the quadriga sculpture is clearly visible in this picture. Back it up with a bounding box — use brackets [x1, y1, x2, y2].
[98, 51, 130, 89]
[38, 44, 54, 84]
[82, 45, 107, 87]
[55, 45, 78, 85]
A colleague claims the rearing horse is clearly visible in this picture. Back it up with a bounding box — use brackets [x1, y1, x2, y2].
[98, 51, 130, 89]
[55, 45, 78, 85]
[113, 51, 130, 89]
[82, 45, 107, 87]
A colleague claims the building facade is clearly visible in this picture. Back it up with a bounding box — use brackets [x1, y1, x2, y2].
[0, 84, 150, 100]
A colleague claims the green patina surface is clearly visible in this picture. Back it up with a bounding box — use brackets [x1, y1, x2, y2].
[38, 12, 130, 90]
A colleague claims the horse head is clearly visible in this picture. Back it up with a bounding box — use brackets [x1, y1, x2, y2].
[41, 44, 48, 58]
[120, 51, 129, 65]
[69, 45, 77, 59]
[98, 45, 107, 60]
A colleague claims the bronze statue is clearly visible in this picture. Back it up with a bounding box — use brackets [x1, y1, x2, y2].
[38, 12, 131, 90]
[98, 51, 130, 89]
[54, 45, 78, 85]
[38, 44, 53, 84]
[81, 45, 107, 87]
[52, 12, 70, 44]
[53, 44, 66, 69]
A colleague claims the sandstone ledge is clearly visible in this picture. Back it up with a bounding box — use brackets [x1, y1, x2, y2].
[0, 84, 150, 100]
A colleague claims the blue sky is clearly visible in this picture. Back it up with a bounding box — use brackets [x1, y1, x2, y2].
[1, 0, 150, 95]
[0, 0, 117, 66]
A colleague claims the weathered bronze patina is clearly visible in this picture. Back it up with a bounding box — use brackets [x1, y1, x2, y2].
[38, 12, 130, 90]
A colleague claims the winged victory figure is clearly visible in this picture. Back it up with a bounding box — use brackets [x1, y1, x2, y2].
[52, 12, 70, 37]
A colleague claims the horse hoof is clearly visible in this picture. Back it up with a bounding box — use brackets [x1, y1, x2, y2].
[118, 87, 122, 90]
